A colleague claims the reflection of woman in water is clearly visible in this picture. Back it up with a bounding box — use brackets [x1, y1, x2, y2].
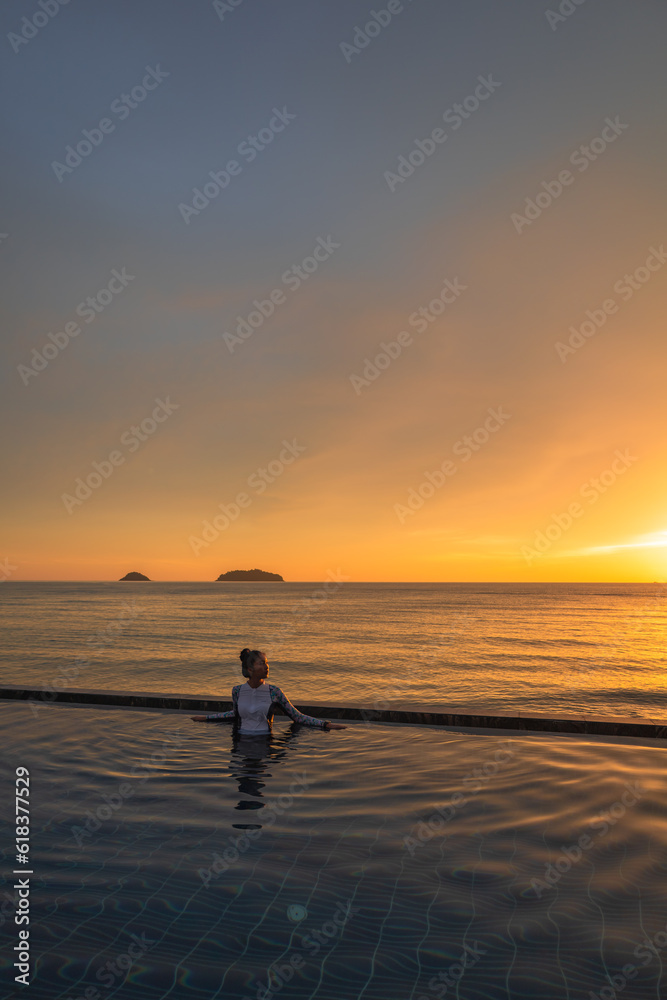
[226, 725, 305, 830]
[191, 648, 346, 733]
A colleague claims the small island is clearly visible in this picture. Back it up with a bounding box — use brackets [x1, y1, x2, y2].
[119, 571, 151, 581]
[216, 569, 284, 582]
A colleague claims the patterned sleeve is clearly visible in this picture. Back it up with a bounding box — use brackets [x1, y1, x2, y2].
[270, 685, 328, 729]
[205, 685, 240, 722]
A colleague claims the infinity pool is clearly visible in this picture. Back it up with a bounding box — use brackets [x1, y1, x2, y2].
[1, 702, 667, 1000]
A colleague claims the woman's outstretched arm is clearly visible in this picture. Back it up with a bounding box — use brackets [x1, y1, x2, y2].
[270, 685, 346, 730]
[191, 708, 236, 722]
[191, 686, 240, 722]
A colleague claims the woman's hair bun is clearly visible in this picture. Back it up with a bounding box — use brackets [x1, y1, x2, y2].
[239, 647, 265, 678]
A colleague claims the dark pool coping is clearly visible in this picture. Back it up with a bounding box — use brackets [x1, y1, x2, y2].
[2, 685, 667, 740]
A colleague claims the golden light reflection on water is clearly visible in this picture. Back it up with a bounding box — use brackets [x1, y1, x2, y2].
[2, 582, 666, 719]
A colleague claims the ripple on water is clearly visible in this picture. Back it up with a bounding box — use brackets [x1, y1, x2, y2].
[2, 702, 667, 998]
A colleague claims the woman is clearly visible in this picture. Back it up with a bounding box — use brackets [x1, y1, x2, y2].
[191, 648, 347, 734]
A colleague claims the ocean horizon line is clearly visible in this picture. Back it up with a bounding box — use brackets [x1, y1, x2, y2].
[2, 579, 663, 586]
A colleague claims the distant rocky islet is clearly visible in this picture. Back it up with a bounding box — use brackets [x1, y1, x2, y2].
[216, 569, 284, 581]
[118, 569, 283, 581]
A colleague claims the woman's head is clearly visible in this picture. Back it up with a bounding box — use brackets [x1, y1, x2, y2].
[239, 647, 268, 678]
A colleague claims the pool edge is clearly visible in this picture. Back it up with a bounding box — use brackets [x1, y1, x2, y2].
[1, 685, 666, 740]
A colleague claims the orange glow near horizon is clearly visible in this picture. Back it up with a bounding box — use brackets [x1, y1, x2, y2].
[7, 187, 665, 583]
[4, 29, 666, 584]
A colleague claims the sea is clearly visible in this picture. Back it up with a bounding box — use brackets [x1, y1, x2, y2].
[2, 581, 666, 719]
[3, 582, 667, 999]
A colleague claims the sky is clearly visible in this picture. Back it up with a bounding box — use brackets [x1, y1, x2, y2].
[1, 0, 666, 582]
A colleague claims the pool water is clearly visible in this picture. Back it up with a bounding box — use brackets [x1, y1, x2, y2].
[1, 702, 667, 999]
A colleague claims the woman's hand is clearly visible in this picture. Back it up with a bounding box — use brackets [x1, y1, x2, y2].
[324, 722, 346, 730]
[191, 716, 208, 722]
